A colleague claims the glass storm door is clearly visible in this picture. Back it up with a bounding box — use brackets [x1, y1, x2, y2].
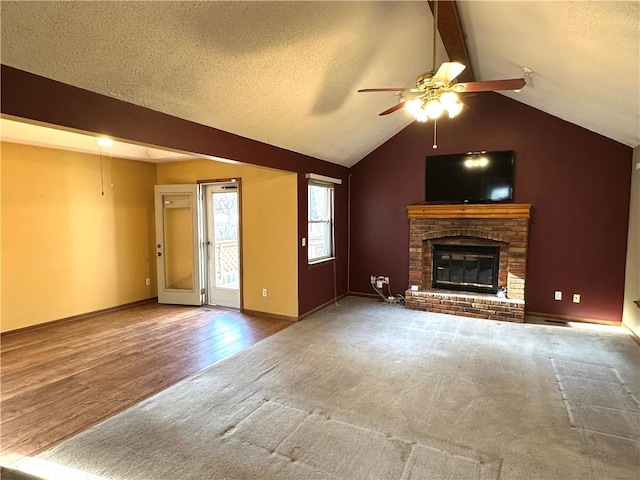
[204, 183, 240, 309]
[154, 184, 203, 305]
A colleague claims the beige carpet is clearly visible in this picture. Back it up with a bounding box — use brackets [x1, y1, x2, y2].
[10, 297, 640, 479]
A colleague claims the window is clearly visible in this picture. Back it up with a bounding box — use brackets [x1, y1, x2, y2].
[308, 181, 334, 263]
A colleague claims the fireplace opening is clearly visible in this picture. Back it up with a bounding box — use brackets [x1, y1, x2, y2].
[432, 244, 499, 294]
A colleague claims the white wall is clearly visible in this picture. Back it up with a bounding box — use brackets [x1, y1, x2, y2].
[622, 146, 639, 338]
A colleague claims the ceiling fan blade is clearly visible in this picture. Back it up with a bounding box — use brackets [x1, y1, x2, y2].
[358, 88, 415, 93]
[432, 62, 466, 85]
[453, 78, 526, 93]
[379, 101, 407, 116]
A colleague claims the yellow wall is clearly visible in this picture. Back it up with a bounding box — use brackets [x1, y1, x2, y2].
[157, 160, 298, 318]
[623, 147, 639, 338]
[0, 149, 3, 328]
[1, 142, 157, 332]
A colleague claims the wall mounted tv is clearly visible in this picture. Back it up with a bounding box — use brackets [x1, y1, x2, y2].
[425, 150, 515, 204]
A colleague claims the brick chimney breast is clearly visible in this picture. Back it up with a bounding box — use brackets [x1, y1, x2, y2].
[405, 204, 531, 322]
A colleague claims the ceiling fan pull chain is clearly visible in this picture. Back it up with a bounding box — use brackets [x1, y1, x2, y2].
[110, 148, 114, 188]
[432, 117, 438, 149]
[99, 147, 105, 196]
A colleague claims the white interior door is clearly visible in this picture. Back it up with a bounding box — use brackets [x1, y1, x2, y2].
[154, 184, 203, 305]
[205, 183, 240, 309]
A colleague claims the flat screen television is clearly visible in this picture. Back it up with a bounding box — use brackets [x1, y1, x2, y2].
[425, 150, 515, 204]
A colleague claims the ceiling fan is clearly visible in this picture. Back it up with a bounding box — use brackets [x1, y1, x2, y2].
[358, 0, 525, 121]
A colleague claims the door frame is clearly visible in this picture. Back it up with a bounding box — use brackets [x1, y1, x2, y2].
[154, 184, 203, 306]
[197, 178, 243, 311]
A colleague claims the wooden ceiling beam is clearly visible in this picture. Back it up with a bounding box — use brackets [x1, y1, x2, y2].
[428, 0, 475, 83]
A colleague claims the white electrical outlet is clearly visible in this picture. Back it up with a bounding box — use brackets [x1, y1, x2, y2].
[573, 293, 580, 303]
[262, 288, 267, 297]
[145, 278, 151, 286]
[554, 291, 562, 301]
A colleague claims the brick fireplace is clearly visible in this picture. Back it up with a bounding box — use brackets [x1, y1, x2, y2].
[405, 203, 532, 322]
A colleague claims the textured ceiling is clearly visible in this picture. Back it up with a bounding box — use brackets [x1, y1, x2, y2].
[1, 1, 638, 168]
[458, 1, 640, 150]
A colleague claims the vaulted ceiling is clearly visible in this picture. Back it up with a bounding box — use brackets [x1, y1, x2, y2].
[1, 1, 638, 167]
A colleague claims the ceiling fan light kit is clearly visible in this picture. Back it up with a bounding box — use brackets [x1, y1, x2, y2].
[404, 81, 465, 123]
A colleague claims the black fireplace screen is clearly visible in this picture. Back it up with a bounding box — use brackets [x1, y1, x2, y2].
[432, 244, 499, 294]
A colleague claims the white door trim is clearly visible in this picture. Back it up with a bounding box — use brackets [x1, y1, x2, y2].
[154, 184, 203, 306]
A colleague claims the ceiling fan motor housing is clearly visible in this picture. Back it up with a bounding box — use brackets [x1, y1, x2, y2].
[416, 71, 435, 89]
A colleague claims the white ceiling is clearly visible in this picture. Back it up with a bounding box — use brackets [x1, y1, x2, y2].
[1, 1, 638, 168]
[0, 117, 199, 163]
[457, 1, 639, 149]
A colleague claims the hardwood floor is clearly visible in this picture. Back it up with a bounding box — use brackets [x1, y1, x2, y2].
[0, 302, 292, 463]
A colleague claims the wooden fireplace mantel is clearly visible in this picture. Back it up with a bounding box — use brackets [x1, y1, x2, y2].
[407, 203, 532, 219]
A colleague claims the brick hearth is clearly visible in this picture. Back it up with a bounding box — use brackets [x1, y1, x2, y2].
[405, 203, 532, 322]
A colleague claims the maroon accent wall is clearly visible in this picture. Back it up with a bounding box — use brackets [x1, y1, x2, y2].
[297, 175, 349, 314]
[350, 92, 632, 322]
[1, 65, 348, 317]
